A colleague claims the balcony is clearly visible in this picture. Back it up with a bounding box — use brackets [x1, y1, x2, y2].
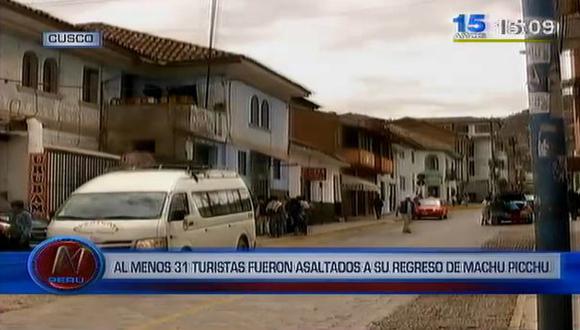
[375, 156, 394, 174]
[107, 97, 226, 142]
[339, 148, 375, 169]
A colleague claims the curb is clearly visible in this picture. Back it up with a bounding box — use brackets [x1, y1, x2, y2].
[257, 218, 396, 246]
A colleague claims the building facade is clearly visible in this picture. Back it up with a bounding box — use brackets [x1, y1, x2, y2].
[0, 0, 123, 218]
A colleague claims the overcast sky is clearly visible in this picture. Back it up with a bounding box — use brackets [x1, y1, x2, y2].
[22, 0, 527, 119]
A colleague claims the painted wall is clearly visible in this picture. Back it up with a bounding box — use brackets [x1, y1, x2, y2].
[0, 136, 28, 203]
[0, 31, 121, 150]
[228, 80, 288, 160]
[473, 137, 492, 181]
[287, 149, 342, 203]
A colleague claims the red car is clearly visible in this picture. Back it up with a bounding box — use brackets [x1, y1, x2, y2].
[413, 198, 448, 220]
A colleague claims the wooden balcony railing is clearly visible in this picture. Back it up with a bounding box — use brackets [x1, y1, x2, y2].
[375, 156, 394, 174]
[107, 99, 226, 142]
[339, 148, 375, 169]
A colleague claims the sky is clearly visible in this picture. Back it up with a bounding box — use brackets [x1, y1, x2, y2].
[20, 0, 528, 119]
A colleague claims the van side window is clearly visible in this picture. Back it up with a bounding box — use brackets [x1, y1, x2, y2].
[191, 192, 212, 217]
[227, 190, 242, 213]
[208, 191, 230, 216]
[238, 189, 252, 212]
[169, 193, 189, 221]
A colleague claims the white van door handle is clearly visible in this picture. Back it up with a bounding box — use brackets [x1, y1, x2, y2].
[227, 224, 232, 228]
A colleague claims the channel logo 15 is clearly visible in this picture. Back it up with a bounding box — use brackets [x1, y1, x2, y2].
[452, 14, 487, 39]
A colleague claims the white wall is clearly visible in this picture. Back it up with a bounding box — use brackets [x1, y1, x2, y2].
[474, 138, 492, 181]
[394, 144, 423, 204]
[0, 31, 122, 150]
[0, 136, 28, 202]
[228, 80, 288, 160]
[287, 149, 341, 203]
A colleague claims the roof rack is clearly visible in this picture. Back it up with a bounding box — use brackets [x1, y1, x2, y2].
[105, 163, 238, 181]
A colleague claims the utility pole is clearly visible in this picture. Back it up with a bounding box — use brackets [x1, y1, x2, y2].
[204, 0, 219, 109]
[522, 1, 572, 330]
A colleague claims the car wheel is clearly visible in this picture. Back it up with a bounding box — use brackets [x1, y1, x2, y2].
[237, 237, 249, 251]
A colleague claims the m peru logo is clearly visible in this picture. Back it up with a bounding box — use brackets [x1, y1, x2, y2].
[28, 237, 104, 293]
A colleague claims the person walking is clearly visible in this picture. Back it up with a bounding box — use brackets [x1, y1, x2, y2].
[255, 196, 266, 236]
[481, 196, 491, 226]
[401, 196, 413, 234]
[373, 196, 384, 220]
[8, 201, 32, 250]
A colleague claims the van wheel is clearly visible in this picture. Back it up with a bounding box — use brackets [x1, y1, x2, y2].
[237, 236, 249, 251]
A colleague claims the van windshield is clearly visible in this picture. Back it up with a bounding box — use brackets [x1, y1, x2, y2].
[54, 192, 167, 220]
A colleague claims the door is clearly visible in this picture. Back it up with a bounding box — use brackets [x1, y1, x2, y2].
[166, 192, 193, 249]
[189, 191, 231, 247]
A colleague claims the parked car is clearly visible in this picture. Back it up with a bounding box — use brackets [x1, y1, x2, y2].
[0, 212, 48, 249]
[0, 214, 10, 248]
[413, 198, 448, 220]
[30, 218, 48, 247]
[490, 193, 533, 225]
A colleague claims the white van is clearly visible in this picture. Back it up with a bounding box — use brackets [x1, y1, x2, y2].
[47, 169, 256, 250]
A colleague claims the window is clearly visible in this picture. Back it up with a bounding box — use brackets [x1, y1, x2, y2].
[475, 123, 491, 133]
[193, 190, 250, 217]
[191, 192, 212, 217]
[411, 151, 415, 164]
[227, 190, 243, 213]
[400, 151, 405, 159]
[400, 176, 406, 191]
[425, 155, 439, 171]
[412, 173, 415, 192]
[238, 151, 247, 176]
[469, 161, 475, 176]
[456, 124, 469, 134]
[169, 193, 189, 221]
[22, 51, 38, 89]
[273, 159, 281, 180]
[42, 58, 58, 94]
[261, 100, 270, 129]
[468, 143, 475, 157]
[238, 189, 252, 212]
[250, 95, 259, 126]
[82, 67, 99, 104]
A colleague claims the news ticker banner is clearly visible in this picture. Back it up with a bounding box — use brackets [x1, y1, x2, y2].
[3, 236, 580, 294]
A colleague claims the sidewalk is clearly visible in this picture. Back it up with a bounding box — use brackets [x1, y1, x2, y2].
[257, 214, 398, 246]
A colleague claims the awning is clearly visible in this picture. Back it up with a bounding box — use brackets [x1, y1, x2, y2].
[341, 175, 380, 192]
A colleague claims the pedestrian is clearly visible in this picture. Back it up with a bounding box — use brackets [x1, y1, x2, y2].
[8, 200, 32, 250]
[266, 196, 285, 238]
[299, 196, 310, 235]
[481, 196, 491, 226]
[373, 196, 384, 220]
[255, 196, 266, 236]
[401, 196, 413, 234]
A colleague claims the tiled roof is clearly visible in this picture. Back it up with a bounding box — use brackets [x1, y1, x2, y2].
[77, 22, 239, 64]
[2, 0, 310, 94]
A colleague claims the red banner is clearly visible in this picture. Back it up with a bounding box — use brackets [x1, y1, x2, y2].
[302, 167, 327, 181]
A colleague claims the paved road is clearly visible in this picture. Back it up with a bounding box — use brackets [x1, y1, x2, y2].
[0, 208, 525, 330]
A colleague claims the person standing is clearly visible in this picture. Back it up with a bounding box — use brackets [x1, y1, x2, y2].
[255, 196, 266, 236]
[299, 196, 310, 235]
[481, 196, 491, 226]
[8, 201, 32, 250]
[373, 196, 384, 220]
[402, 196, 413, 234]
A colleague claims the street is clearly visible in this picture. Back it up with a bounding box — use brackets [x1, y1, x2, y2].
[0, 208, 533, 330]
